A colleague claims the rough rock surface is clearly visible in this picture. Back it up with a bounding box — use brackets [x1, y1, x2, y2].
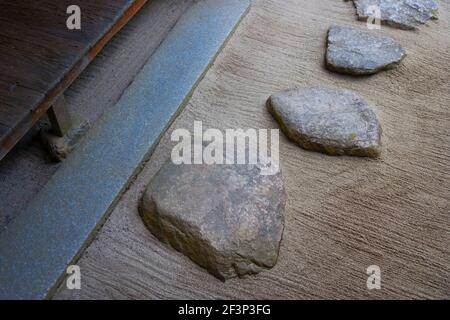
[326, 25, 406, 75]
[352, 0, 439, 30]
[40, 114, 90, 162]
[139, 160, 286, 281]
[267, 87, 382, 158]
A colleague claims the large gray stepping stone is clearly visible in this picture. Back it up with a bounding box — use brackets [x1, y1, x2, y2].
[267, 86, 382, 158]
[352, 0, 439, 30]
[139, 160, 286, 281]
[326, 25, 406, 76]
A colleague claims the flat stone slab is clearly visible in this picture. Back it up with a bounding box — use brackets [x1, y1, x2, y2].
[139, 160, 286, 281]
[267, 86, 382, 158]
[352, 0, 439, 30]
[326, 25, 406, 75]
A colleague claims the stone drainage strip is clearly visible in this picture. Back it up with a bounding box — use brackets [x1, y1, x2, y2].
[0, 0, 250, 300]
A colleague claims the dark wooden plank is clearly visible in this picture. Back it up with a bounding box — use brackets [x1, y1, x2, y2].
[0, 0, 148, 160]
[0, 124, 8, 137]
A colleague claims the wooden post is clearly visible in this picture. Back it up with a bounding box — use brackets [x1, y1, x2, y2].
[47, 95, 72, 137]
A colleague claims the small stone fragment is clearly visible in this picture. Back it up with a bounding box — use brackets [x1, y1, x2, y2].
[326, 25, 406, 75]
[267, 86, 382, 158]
[352, 0, 439, 30]
[139, 160, 286, 281]
[40, 114, 90, 162]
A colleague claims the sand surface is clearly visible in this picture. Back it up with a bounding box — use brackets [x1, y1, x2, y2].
[56, 0, 450, 299]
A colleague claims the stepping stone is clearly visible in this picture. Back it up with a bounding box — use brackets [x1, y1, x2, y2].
[326, 25, 406, 75]
[352, 0, 439, 30]
[139, 160, 286, 281]
[267, 86, 382, 158]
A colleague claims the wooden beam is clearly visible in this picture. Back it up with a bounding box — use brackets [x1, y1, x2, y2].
[0, 0, 149, 162]
[47, 95, 72, 137]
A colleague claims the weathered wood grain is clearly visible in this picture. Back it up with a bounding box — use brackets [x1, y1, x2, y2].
[0, 124, 8, 137]
[0, 0, 148, 160]
[55, 0, 450, 299]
